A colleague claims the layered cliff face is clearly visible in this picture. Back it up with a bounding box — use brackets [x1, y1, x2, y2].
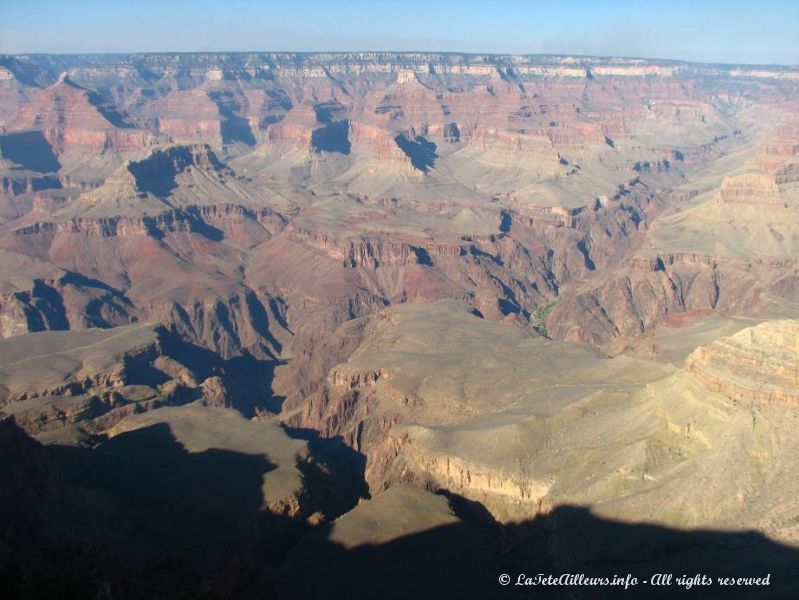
[718, 172, 785, 206]
[0, 52, 765, 186]
[0, 142, 294, 358]
[7, 73, 157, 155]
[685, 320, 799, 404]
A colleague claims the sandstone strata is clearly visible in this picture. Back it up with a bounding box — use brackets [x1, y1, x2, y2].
[685, 319, 799, 404]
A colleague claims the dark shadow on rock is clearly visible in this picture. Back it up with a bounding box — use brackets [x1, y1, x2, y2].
[29, 279, 69, 330]
[313, 101, 346, 125]
[500, 209, 513, 233]
[0, 417, 281, 599]
[577, 239, 596, 271]
[443, 122, 461, 143]
[268, 296, 293, 334]
[244, 291, 283, 354]
[59, 271, 135, 328]
[4, 409, 799, 600]
[18, 275, 133, 333]
[53, 423, 276, 550]
[85, 89, 135, 129]
[498, 298, 521, 316]
[158, 329, 284, 416]
[394, 134, 437, 173]
[0, 56, 49, 87]
[225, 352, 284, 413]
[279, 501, 799, 600]
[470, 244, 504, 266]
[184, 208, 225, 242]
[59, 271, 128, 298]
[278, 506, 498, 600]
[311, 120, 351, 155]
[0, 131, 61, 173]
[29, 174, 63, 192]
[127, 150, 182, 197]
[281, 426, 370, 516]
[435, 488, 510, 554]
[266, 89, 293, 112]
[208, 90, 257, 147]
[503, 505, 799, 599]
[411, 246, 433, 266]
[128, 145, 232, 198]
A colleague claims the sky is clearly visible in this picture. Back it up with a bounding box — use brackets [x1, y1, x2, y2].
[1, 0, 798, 65]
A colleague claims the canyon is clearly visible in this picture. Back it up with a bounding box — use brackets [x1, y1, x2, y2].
[1, 51, 798, 598]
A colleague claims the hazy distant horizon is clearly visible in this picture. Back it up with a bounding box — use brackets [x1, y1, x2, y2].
[2, 0, 799, 66]
[3, 48, 799, 70]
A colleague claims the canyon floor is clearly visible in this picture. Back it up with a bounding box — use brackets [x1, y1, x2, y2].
[1, 52, 799, 599]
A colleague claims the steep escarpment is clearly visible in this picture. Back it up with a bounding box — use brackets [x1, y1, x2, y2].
[0, 52, 792, 409]
[127, 143, 231, 193]
[0, 145, 293, 357]
[1, 209, 287, 358]
[261, 204, 651, 413]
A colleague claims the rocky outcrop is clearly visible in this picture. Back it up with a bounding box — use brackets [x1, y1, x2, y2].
[264, 104, 316, 151]
[469, 127, 554, 155]
[127, 143, 233, 188]
[545, 257, 774, 349]
[0, 174, 72, 198]
[775, 162, 799, 185]
[288, 226, 464, 268]
[0, 270, 132, 338]
[545, 168, 797, 350]
[717, 172, 785, 207]
[145, 89, 223, 144]
[348, 122, 404, 162]
[381, 426, 552, 519]
[0, 323, 276, 437]
[685, 320, 799, 404]
[158, 289, 280, 359]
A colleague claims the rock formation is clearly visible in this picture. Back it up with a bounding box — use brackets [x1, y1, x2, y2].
[1, 50, 799, 598]
[686, 319, 799, 404]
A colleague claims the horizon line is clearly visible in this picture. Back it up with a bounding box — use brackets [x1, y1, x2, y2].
[2, 49, 798, 70]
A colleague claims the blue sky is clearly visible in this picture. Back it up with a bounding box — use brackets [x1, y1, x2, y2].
[1, 0, 798, 65]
